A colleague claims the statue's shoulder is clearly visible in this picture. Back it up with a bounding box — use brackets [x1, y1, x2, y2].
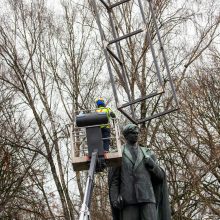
[121, 144, 126, 150]
[140, 145, 154, 156]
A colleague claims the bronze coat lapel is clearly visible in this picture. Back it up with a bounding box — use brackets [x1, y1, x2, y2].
[133, 147, 144, 170]
[123, 145, 135, 164]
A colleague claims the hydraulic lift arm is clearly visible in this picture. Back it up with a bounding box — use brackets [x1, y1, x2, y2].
[79, 150, 98, 220]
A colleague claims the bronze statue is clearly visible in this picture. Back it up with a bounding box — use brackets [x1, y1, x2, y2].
[109, 124, 171, 220]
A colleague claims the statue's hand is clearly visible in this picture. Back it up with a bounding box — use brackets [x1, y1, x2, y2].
[144, 156, 155, 169]
[110, 111, 116, 118]
[112, 195, 124, 209]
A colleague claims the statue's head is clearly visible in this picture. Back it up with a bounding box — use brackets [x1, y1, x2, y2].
[122, 124, 139, 145]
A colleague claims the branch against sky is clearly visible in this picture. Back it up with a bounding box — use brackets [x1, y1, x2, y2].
[156, 61, 220, 219]
[0, 0, 219, 219]
[0, 0, 103, 218]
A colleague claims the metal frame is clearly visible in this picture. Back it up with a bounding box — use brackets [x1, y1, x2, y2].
[89, 0, 179, 124]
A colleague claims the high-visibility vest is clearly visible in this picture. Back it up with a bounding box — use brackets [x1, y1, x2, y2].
[96, 107, 112, 128]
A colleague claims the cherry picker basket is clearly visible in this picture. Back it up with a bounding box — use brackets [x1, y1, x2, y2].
[69, 110, 122, 171]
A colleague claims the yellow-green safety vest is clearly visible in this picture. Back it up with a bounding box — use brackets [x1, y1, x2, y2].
[96, 107, 112, 128]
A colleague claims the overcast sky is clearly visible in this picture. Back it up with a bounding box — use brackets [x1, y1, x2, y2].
[46, 0, 63, 14]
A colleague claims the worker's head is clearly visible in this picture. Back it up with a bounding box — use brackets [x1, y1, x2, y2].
[95, 97, 106, 108]
[122, 124, 139, 145]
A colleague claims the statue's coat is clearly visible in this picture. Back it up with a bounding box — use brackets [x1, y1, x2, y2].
[109, 145, 171, 220]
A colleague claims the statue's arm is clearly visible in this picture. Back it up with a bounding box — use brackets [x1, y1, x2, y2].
[109, 167, 121, 204]
[145, 151, 164, 181]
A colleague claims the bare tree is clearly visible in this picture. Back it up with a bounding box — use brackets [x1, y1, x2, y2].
[0, 0, 104, 219]
[153, 53, 220, 219]
[0, 87, 54, 219]
[0, 0, 219, 219]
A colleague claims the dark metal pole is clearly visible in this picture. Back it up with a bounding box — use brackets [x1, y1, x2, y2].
[90, 0, 120, 106]
[108, 29, 143, 45]
[109, 0, 131, 9]
[137, 0, 164, 88]
[148, 0, 178, 106]
[107, 0, 136, 119]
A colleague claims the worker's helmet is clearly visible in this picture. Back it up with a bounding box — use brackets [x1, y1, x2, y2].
[95, 97, 105, 107]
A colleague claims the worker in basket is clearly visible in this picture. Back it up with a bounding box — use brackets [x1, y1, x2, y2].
[95, 98, 116, 152]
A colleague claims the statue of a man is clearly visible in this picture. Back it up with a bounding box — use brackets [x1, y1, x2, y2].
[109, 124, 171, 220]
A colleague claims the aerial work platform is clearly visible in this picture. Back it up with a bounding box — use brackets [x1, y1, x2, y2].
[89, 0, 179, 124]
[69, 111, 123, 220]
[70, 111, 122, 171]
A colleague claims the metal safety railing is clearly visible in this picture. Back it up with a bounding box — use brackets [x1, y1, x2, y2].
[68, 108, 123, 171]
[70, 119, 122, 159]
